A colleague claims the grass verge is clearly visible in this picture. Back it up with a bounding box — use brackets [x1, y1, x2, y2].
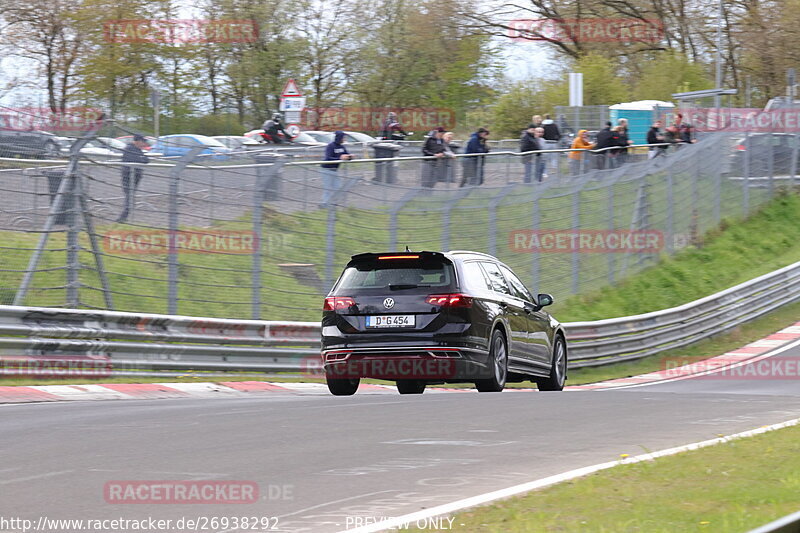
[450, 422, 800, 532]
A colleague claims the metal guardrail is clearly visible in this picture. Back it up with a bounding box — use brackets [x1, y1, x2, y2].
[748, 510, 800, 533]
[1, 259, 799, 374]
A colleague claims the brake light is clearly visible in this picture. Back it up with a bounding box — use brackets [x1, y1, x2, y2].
[426, 294, 473, 308]
[324, 296, 355, 311]
[378, 255, 420, 260]
[735, 144, 746, 151]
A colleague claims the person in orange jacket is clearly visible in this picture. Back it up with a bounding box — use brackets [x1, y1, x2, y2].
[569, 129, 594, 176]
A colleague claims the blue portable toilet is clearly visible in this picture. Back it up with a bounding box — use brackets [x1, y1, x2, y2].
[610, 100, 675, 144]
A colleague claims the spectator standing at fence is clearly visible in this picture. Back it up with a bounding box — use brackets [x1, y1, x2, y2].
[675, 114, 696, 143]
[647, 120, 666, 159]
[519, 124, 538, 183]
[593, 122, 619, 169]
[615, 118, 633, 165]
[541, 114, 561, 177]
[531, 115, 543, 128]
[320, 130, 352, 207]
[381, 112, 409, 141]
[441, 131, 459, 184]
[117, 134, 150, 223]
[608, 125, 629, 168]
[422, 127, 447, 187]
[569, 129, 594, 176]
[461, 127, 490, 186]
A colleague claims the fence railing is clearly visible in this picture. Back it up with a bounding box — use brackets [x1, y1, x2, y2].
[0, 125, 795, 322]
[2, 258, 798, 375]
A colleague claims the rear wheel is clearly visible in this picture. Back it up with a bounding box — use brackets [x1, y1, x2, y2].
[537, 335, 566, 391]
[476, 329, 507, 392]
[326, 377, 360, 396]
[396, 380, 426, 394]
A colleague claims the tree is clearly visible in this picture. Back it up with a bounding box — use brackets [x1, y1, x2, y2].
[632, 51, 713, 101]
[2, 0, 86, 112]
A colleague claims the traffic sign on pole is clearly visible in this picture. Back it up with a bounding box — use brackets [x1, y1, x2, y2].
[281, 79, 303, 97]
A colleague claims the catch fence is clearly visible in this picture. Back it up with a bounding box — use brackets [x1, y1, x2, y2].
[0, 119, 792, 321]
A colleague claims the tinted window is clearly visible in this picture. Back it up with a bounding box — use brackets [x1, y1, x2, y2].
[480, 262, 512, 295]
[499, 265, 533, 302]
[336, 260, 455, 292]
[461, 261, 491, 291]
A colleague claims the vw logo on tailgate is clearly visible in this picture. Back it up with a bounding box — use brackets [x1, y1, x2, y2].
[383, 298, 395, 309]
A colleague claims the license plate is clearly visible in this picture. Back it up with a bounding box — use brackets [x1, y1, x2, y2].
[366, 315, 415, 328]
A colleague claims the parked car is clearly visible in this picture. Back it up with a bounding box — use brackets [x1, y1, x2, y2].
[730, 133, 799, 177]
[320, 250, 567, 395]
[0, 113, 62, 158]
[211, 135, 263, 151]
[153, 134, 233, 161]
[303, 130, 380, 145]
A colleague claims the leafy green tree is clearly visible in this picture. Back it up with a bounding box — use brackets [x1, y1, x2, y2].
[632, 52, 713, 101]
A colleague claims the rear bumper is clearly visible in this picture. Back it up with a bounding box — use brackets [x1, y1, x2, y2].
[320, 344, 493, 381]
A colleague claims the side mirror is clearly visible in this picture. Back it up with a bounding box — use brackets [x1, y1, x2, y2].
[537, 293, 554, 307]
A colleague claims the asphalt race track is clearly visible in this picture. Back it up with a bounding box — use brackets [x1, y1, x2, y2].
[3, 340, 800, 532]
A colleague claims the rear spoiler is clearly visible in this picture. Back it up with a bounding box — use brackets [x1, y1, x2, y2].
[347, 251, 452, 267]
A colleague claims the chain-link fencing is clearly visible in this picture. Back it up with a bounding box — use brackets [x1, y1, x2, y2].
[0, 111, 793, 321]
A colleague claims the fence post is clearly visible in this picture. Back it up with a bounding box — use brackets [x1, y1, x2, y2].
[167, 147, 203, 315]
[251, 155, 287, 319]
[441, 187, 474, 252]
[14, 134, 96, 306]
[713, 144, 722, 225]
[666, 166, 674, 254]
[571, 180, 582, 294]
[767, 131, 775, 198]
[324, 167, 362, 289]
[743, 131, 750, 216]
[607, 179, 616, 284]
[531, 195, 540, 291]
[791, 132, 800, 189]
[389, 188, 422, 251]
[488, 184, 516, 258]
[65, 172, 79, 307]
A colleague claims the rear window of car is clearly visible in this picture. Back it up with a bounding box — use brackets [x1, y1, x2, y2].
[334, 258, 455, 293]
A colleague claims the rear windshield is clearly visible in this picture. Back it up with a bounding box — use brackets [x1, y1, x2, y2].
[334, 259, 456, 293]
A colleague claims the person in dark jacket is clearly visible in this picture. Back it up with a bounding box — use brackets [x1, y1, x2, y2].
[461, 127, 490, 186]
[422, 127, 447, 187]
[647, 120, 666, 159]
[520, 124, 543, 183]
[117, 134, 150, 222]
[320, 131, 352, 206]
[541, 114, 561, 177]
[593, 122, 620, 169]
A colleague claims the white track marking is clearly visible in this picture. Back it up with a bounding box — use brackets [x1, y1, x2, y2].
[341, 417, 800, 533]
[595, 337, 800, 390]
